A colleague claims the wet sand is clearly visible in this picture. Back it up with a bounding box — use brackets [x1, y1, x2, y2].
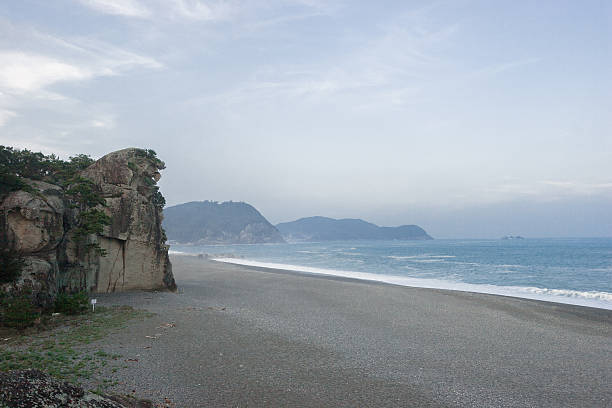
[93, 254, 612, 407]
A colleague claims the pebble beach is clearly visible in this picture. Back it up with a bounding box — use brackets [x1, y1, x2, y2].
[89, 254, 612, 407]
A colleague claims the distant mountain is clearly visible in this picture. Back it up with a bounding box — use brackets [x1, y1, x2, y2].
[163, 201, 285, 244]
[276, 216, 432, 242]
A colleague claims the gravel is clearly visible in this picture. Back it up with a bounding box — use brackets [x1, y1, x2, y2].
[85, 255, 612, 407]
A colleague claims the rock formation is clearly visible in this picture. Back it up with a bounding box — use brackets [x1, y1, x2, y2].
[0, 148, 176, 305]
[80, 148, 176, 293]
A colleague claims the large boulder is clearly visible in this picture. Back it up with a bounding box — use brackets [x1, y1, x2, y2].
[0, 181, 66, 305]
[0, 181, 65, 254]
[0, 148, 176, 303]
[81, 148, 176, 292]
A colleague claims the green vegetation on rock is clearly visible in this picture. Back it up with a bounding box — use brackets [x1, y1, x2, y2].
[0, 146, 110, 262]
[0, 146, 94, 190]
[0, 250, 25, 285]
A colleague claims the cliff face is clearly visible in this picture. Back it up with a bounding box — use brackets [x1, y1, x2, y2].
[163, 201, 285, 244]
[0, 148, 176, 305]
[0, 180, 69, 306]
[81, 148, 176, 292]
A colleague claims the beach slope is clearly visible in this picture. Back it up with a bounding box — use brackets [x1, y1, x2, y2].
[95, 255, 612, 407]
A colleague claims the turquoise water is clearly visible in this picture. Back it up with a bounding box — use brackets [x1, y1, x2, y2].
[170, 238, 612, 309]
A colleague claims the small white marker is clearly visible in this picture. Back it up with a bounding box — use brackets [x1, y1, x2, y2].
[91, 298, 97, 312]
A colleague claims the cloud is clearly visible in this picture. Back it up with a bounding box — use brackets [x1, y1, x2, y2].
[0, 108, 16, 126]
[76, 0, 151, 18]
[0, 21, 162, 142]
[470, 57, 541, 79]
[540, 180, 612, 195]
[0, 21, 162, 97]
[167, 0, 233, 21]
[0, 52, 92, 94]
[484, 180, 612, 204]
[193, 11, 459, 111]
[90, 115, 116, 129]
[76, 0, 234, 21]
[75, 0, 340, 23]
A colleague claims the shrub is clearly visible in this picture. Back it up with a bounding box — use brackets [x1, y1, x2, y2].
[152, 186, 165, 209]
[54, 292, 89, 315]
[0, 250, 24, 285]
[0, 291, 39, 329]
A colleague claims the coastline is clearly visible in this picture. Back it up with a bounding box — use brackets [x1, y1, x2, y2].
[168, 237, 612, 311]
[86, 254, 611, 407]
[185, 252, 611, 310]
[211, 257, 612, 313]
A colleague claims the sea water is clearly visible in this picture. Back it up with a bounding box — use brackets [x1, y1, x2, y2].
[169, 238, 612, 310]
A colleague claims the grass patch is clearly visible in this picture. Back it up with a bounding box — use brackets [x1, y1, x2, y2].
[0, 305, 152, 387]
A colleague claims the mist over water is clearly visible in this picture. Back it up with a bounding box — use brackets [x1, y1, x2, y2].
[171, 238, 612, 310]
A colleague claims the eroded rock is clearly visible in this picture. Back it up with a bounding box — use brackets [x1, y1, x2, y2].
[0, 148, 176, 302]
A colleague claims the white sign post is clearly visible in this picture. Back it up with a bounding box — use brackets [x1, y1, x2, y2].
[91, 298, 97, 312]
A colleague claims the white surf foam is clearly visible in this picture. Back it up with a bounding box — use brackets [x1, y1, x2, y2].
[213, 258, 612, 310]
[387, 255, 456, 260]
[169, 250, 205, 257]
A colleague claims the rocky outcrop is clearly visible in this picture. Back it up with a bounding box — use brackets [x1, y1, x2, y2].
[81, 148, 176, 292]
[0, 148, 176, 305]
[0, 370, 153, 407]
[0, 180, 70, 306]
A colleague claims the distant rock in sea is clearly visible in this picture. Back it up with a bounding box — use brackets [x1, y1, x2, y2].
[276, 216, 432, 242]
[163, 201, 285, 244]
[502, 235, 525, 240]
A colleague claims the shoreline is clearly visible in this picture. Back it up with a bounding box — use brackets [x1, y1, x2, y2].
[210, 258, 612, 314]
[83, 254, 611, 407]
[204, 256, 612, 311]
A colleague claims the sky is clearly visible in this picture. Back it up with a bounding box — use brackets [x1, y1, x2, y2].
[0, 0, 611, 238]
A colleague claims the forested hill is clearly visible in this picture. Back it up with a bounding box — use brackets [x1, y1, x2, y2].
[276, 216, 432, 242]
[163, 201, 285, 244]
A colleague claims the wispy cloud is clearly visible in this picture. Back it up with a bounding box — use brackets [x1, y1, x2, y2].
[167, 0, 234, 21]
[75, 0, 151, 18]
[540, 180, 612, 195]
[0, 21, 162, 129]
[0, 108, 16, 127]
[485, 180, 612, 203]
[76, 0, 235, 21]
[75, 0, 341, 23]
[193, 9, 459, 111]
[470, 57, 541, 79]
[0, 52, 91, 94]
[90, 115, 116, 129]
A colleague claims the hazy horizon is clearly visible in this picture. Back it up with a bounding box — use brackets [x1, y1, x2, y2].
[1, 1, 610, 239]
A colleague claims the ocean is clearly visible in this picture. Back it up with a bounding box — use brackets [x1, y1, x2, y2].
[169, 238, 612, 310]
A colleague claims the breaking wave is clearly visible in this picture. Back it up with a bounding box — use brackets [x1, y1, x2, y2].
[212, 258, 612, 310]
